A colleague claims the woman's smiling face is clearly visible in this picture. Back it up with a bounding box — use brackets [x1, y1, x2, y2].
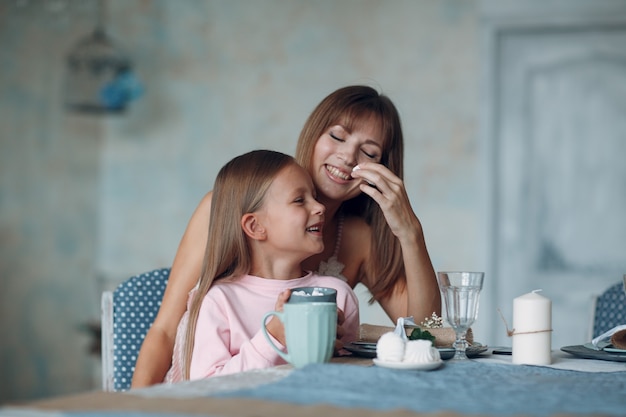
[310, 115, 384, 205]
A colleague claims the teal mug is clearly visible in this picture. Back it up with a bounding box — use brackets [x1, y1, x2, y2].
[262, 301, 337, 368]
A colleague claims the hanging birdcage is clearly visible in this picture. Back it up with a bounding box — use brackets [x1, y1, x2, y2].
[64, 1, 142, 114]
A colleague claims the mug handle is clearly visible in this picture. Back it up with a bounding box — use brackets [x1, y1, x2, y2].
[261, 311, 290, 363]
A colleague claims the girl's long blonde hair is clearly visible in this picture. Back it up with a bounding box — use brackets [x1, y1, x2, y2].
[182, 150, 297, 379]
[295, 85, 405, 303]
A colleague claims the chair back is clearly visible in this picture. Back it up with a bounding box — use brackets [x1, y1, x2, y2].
[101, 267, 170, 391]
[592, 281, 626, 338]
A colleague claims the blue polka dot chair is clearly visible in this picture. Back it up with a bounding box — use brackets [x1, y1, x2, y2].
[592, 281, 626, 339]
[101, 268, 170, 391]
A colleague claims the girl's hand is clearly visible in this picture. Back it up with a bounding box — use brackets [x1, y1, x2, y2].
[351, 162, 422, 242]
[334, 307, 346, 353]
[264, 289, 291, 346]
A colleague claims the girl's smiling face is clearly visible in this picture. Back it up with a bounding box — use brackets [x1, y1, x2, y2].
[255, 163, 326, 260]
[310, 115, 384, 205]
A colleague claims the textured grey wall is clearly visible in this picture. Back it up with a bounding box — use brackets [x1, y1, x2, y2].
[0, 0, 480, 402]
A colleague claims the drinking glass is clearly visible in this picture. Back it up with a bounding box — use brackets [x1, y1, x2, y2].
[437, 271, 485, 361]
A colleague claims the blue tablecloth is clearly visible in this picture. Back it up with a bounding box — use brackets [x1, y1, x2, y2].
[218, 361, 626, 416]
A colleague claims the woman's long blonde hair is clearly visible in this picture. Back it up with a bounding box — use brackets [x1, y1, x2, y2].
[295, 85, 405, 303]
[182, 150, 297, 379]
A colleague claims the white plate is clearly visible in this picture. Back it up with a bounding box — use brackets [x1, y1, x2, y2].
[603, 346, 626, 354]
[373, 358, 443, 371]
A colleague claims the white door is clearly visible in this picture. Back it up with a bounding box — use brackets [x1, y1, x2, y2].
[486, 15, 626, 348]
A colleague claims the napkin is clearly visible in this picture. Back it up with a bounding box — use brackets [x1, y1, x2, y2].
[610, 329, 626, 350]
[359, 323, 396, 342]
[359, 319, 474, 347]
[591, 324, 626, 350]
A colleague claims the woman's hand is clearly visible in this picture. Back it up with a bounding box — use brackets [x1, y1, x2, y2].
[351, 162, 422, 242]
[264, 289, 291, 346]
[350, 162, 441, 321]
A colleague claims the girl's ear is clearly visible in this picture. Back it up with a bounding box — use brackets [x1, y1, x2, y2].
[241, 213, 266, 240]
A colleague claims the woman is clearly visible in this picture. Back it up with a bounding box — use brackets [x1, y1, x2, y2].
[131, 85, 440, 388]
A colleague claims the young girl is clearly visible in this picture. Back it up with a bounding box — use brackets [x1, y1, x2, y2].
[132, 85, 440, 387]
[164, 150, 359, 381]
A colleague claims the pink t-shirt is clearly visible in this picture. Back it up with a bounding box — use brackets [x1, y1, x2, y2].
[165, 272, 359, 382]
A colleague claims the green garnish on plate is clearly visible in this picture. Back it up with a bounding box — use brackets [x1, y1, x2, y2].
[408, 327, 435, 342]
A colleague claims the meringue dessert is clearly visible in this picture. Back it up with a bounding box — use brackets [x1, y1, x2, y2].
[376, 331, 441, 364]
[403, 339, 441, 363]
[376, 332, 406, 362]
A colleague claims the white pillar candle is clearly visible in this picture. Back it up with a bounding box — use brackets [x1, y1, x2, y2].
[512, 289, 552, 365]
